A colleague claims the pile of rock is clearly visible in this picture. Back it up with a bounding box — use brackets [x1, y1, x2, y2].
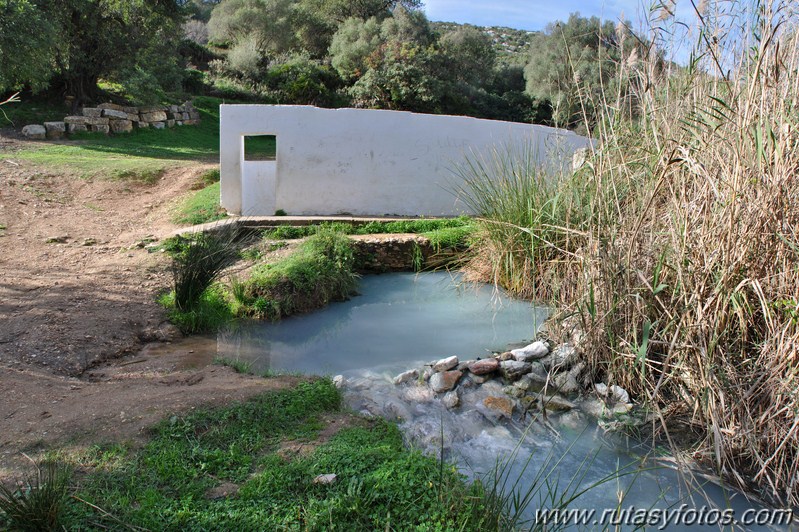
[20, 101, 201, 139]
[390, 340, 633, 423]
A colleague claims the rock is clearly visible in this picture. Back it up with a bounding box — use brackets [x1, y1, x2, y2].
[122, 106, 139, 114]
[81, 108, 102, 118]
[469, 373, 492, 384]
[421, 368, 433, 381]
[500, 360, 532, 381]
[503, 385, 526, 399]
[84, 117, 110, 126]
[63, 116, 86, 125]
[383, 399, 412, 420]
[332, 375, 345, 388]
[98, 102, 124, 111]
[400, 386, 434, 403]
[595, 383, 630, 404]
[137, 121, 150, 129]
[514, 372, 547, 393]
[21, 124, 46, 139]
[90, 124, 110, 134]
[543, 344, 579, 369]
[558, 410, 585, 431]
[511, 340, 549, 362]
[126, 113, 140, 122]
[483, 396, 514, 417]
[541, 394, 575, 412]
[429, 370, 462, 393]
[82, 238, 98, 246]
[67, 123, 87, 134]
[553, 372, 579, 394]
[166, 119, 175, 128]
[141, 111, 168, 122]
[313, 474, 337, 485]
[442, 390, 459, 409]
[151, 122, 166, 129]
[102, 108, 128, 119]
[393, 369, 418, 385]
[139, 105, 166, 113]
[45, 235, 69, 243]
[468, 357, 499, 375]
[432, 356, 458, 372]
[498, 351, 514, 361]
[109, 120, 133, 134]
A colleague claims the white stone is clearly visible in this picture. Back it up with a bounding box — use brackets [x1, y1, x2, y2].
[102, 108, 128, 119]
[510, 340, 549, 362]
[392, 369, 418, 385]
[442, 390, 460, 409]
[219, 105, 592, 216]
[432, 356, 458, 372]
[332, 375, 345, 388]
[313, 474, 337, 485]
[595, 383, 630, 404]
[21, 124, 46, 139]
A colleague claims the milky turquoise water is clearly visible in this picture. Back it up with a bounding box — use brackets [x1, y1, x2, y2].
[217, 272, 786, 531]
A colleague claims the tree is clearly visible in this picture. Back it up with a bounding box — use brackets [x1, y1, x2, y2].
[439, 25, 496, 87]
[524, 12, 625, 130]
[208, 0, 296, 52]
[0, 0, 57, 93]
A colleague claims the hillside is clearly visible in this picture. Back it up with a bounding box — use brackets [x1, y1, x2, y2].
[430, 21, 537, 64]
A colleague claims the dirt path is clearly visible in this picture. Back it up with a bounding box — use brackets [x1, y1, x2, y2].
[0, 135, 283, 478]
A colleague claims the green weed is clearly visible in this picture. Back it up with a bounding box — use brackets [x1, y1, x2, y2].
[173, 181, 227, 226]
[0, 460, 72, 532]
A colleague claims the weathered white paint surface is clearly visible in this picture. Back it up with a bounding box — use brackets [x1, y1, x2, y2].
[220, 105, 590, 216]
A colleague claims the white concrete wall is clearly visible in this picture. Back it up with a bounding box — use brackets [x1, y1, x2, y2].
[220, 105, 590, 216]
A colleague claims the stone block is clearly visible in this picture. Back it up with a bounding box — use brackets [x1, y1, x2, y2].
[126, 113, 140, 122]
[166, 119, 175, 128]
[21, 124, 46, 139]
[84, 117, 109, 126]
[176, 120, 184, 126]
[137, 121, 150, 129]
[109, 119, 133, 133]
[89, 124, 110, 134]
[141, 111, 167, 122]
[63, 116, 86, 125]
[139, 105, 166, 113]
[81, 107, 102, 118]
[183, 119, 200, 126]
[98, 102, 124, 111]
[169, 104, 179, 113]
[122, 106, 138, 114]
[67, 123, 88, 134]
[44, 121, 66, 139]
[102, 109, 128, 119]
[151, 122, 166, 129]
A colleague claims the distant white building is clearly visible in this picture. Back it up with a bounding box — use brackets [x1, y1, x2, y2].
[220, 105, 590, 217]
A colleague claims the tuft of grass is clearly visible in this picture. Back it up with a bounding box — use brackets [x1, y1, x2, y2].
[0, 460, 72, 532]
[234, 230, 359, 319]
[159, 285, 235, 334]
[261, 216, 474, 241]
[173, 181, 227, 226]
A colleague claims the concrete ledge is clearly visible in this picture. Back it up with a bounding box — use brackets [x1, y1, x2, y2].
[170, 215, 447, 237]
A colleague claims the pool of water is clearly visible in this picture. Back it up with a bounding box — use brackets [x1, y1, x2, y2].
[217, 272, 784, 530]
[217, 271, 546, 375]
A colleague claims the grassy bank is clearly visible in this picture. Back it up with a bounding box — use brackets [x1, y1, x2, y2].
[6, 379, 498, 530]
[461, 1, 799, 507]
[7, 96, 225, 181]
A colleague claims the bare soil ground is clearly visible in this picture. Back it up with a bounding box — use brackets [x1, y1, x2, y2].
[0, 134, 286, 477]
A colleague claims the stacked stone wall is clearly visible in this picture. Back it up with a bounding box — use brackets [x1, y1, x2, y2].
[21, 101, 201, 139]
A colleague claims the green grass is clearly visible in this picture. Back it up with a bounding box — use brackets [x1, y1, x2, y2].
[159, 285, 235, 334]
[0, 97, 68, 127]
[8, 96, 225, 181]
[58, 380, 492, 530]
[234, 230, 359, 320]
[173, 181, 227, 226]
[262, 216, 474, 241]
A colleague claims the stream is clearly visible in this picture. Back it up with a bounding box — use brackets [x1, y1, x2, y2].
[216, 272, 786, 531]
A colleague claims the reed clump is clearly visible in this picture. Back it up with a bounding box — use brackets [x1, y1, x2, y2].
[462, 0, 799, 506]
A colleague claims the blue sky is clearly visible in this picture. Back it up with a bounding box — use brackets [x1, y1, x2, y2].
[423, 0, 650, 31]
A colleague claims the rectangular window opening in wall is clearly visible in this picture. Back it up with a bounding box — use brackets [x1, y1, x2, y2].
[243, 134, 277, 161]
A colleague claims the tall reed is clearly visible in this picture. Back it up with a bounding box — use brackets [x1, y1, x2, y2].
[462, 0, 799, 506]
